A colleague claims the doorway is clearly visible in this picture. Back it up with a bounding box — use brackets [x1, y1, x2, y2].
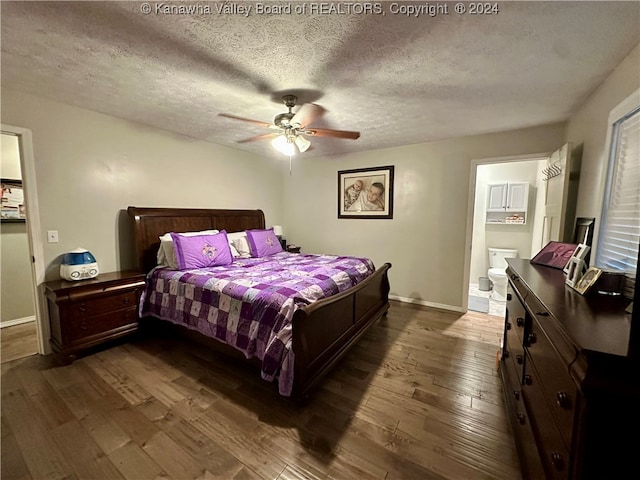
[1, 125, 46, 357]
[464, 153, 550, 316]
[463, 144, 577, 316]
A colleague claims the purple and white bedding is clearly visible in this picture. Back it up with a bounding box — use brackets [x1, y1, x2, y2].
[139, 252, 375, 396]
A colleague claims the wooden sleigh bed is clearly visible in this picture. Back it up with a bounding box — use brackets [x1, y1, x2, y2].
[127, 206, 391, 402]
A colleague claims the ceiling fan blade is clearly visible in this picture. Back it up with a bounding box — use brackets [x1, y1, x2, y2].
[302, 127, 360, 140]
[291, 103, 325, 129]
[218, 113, 273, 129]
[237, 132, 279, 144]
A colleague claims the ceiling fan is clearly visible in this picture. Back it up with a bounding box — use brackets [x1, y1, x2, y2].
[218, 95, 360, 155]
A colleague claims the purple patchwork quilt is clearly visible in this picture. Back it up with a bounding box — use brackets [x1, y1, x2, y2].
[139, 252, 375, 396]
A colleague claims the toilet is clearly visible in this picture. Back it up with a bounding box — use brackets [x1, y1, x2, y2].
[488, 247, 519, 301]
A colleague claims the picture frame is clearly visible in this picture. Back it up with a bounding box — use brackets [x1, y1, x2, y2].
[530, 241, 578, 270]
[338, 165, 394, 219]
[565, 258, 586, 288]
[573, 266, 603, 295]
[1, 178, 26, 222]
[573, 217, 595, 265]
[563, 243, 591, 274]
[573, 217, 595, 246]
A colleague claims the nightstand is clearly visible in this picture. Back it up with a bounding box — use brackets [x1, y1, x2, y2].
[44, 270, 146, 363]
[286, 245, 301, 253]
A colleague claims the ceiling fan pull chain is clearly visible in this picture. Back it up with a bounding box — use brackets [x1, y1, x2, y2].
[289, 155, 292, 175]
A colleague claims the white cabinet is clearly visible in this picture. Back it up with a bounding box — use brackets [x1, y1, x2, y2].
[486, 182, 530, 224]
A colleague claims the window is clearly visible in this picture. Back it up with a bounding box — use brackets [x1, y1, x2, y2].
[596, 91, 640, 273]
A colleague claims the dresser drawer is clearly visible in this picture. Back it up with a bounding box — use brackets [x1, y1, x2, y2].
[68, 308, 138, 342]
[506, 284, 528, 345]
[505, 320, 525, 384]
[70, 290, 138, 321]
[501, 353, 546, 479]
[528, 319, 578, 448]
[522, 359, 571, 480]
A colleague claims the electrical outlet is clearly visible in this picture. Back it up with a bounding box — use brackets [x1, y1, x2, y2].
[47, 230, 59, 243]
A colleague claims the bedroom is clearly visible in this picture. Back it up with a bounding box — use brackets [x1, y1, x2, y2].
[2, 1, 639, 479]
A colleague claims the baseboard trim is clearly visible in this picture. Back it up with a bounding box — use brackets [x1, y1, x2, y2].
[1, 316, 36, 329]
[389, 295, 464, 313]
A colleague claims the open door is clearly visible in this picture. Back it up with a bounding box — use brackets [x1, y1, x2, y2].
[541, 143, 580, 244]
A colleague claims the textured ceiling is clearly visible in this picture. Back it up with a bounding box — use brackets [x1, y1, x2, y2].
[1, 1, 639, 158]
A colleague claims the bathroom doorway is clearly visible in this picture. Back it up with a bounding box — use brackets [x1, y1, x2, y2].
[465, 154, 549, 316]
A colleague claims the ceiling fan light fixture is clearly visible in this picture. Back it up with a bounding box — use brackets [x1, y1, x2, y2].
[294, 135, 311, 153]
[272, 134, 296, 156]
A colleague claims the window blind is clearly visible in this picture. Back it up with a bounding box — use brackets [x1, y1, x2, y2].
[596, 106, 640, 272]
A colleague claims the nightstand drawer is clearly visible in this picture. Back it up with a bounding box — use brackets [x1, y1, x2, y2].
[70, 290, 138, 321]
[44, 271, 146, 363]
[68, 308, 138, 342]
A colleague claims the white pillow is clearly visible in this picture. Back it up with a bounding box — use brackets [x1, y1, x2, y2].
[157, 229, 219, 268]
[227, 231, 251, 258]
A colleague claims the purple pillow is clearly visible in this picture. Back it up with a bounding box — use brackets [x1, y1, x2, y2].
[169, 230, 233, 269]
[246, 228, 283, 257]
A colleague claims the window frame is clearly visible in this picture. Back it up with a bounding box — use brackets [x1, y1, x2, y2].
[595, 89, 640, 273]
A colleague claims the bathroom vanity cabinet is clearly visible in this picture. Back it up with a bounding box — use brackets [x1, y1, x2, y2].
[486, 182, 529, 224]
[501, 259, 639, 479]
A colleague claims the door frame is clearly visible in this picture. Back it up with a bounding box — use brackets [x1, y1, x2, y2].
[2, 124, 47, 354]
[462, 152, 550, 312]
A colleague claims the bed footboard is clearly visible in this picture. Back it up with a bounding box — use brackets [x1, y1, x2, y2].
[290, 262, 392, 402]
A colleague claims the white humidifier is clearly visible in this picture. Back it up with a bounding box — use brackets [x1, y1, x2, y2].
[60, 248, 99, 281]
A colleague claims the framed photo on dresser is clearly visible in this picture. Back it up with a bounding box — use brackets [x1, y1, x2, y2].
[530, 241, 578, 270]
[573, 267, 603, 295]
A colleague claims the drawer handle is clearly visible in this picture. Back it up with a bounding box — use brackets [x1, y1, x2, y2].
[122, 298, 131, 305]
[551, 451, 565, 470]
[524, 374, 532, 386]
[80, 322, 88, 331]
[528, 333, 537, 345]
[513, 390, 520, 401]
[503, 350, 510, 359]
[79, 304, 87, 313]
[506, 321, 512, 330]
[506, 293, 512, 301]
[556, 392, 570, 409]
[515, 354, 523, 365]
[536, 311, 549, 317]
[516, 317, 524, 327]
[516, 413, 526, 425]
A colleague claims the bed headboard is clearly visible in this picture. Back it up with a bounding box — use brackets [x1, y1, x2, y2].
[127, 206, 266, 272]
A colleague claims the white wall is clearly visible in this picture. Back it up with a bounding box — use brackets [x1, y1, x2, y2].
[1, 134, 21, 179]
[1, 89, 284, 280]
[566, 43, 640, 254]
[282, 124, 566, 310]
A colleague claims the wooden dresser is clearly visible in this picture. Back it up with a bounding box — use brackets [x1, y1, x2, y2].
[501, 259, 639, 479]
[44, 271, 146, 363]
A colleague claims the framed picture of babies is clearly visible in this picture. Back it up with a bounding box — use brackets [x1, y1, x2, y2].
[338, 165, 394, 219]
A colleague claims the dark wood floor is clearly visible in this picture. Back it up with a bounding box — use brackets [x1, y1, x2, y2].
[1, 301, 522, 480]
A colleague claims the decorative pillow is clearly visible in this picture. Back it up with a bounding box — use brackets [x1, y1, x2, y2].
[169, 230, 232, 269]
[227, 231, 251, 258]
[157, 229, 219, 268]
[228, 242, 240, 258]
[246, 228, 283, 257]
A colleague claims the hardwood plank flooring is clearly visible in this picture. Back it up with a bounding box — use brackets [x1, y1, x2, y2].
[1, 301, 522, 479]
[1, 322, 38, 364]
